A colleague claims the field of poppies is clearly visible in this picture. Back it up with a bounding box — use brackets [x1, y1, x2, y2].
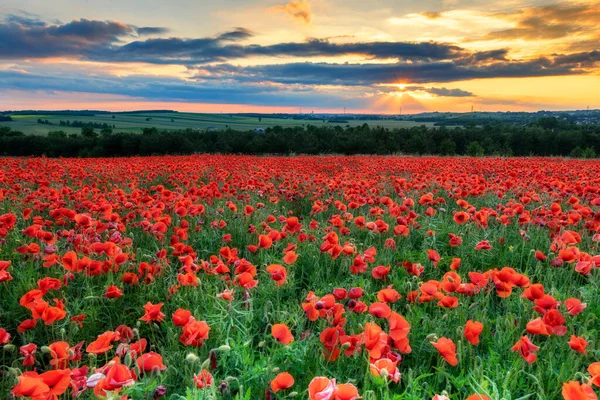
[0, 155, 599, 400]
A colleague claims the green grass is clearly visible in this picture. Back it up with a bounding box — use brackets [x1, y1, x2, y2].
[0, 112, 433, 135]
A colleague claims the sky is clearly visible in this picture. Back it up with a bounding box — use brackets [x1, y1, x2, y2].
[0, 0, 599, 113]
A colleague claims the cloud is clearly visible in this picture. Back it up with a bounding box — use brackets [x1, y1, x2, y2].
[271, 0, 312, 24]
[415, 87, 474, 97]
[135, 26, 170, 36]
[191, 51, 600, 86]
[0, 67, 368, 108]
[0, 15, 480, 64]
[0, 15, 169, 58]
[485, 3, 600, 41]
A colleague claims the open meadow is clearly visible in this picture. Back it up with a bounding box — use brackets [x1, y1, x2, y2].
[0, 155, 599, 400]
[0, 113, 433, 135]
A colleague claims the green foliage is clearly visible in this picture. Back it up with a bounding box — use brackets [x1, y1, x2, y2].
[466, 141, 485, 157]
[0, 122, 598, 157]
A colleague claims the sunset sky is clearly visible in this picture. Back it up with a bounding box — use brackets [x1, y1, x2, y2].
[0, 0, 599, 113]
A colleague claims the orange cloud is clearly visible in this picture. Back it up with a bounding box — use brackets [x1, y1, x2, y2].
[271, 0, 312, 24]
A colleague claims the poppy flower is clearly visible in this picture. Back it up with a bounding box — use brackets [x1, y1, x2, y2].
[139, 302, 165, 324]
[453, 211, 470, 224]
[180, 320, 210, 347]
[564, 298, 587, 316]
[258, 235, 273, 249]
[20, 343, 37, 367]
[370, 358, 401, 383]
[372, 265, 391, 279]
[93, 358, 135, 396]
[334, 383, 360, 400]
[526, 318, 550, 336]
[0, 328, 10, 344]
[474, 241, 492, 251]
[368, 302, 391, 318]
[449, 258, 461, 271]
[283, 251, 298, 265]
[511, 336, 539, 364]
[427, 249, 441, 267]
[194, 369, 213, 389]
[308, 377, 336, 400]
[270, 372, 294, 393]
[137, 352, 167, 373]
[86, 331, 120, 354]
[272, 323, 294, 345]
[431, 337, 458, 366]
[172, 309, 193, 327]
[266, 264, 288, 286]
[464, 320, 484, 345]
[49, 341, 71, 368]
[388, 312, 411, 341]
[377, 287, 401, 303]
[104, 285, 123, 299]
[217, 289, 234, 301]
[568, 336, 588, 354]
[466, 395, 491, 400]
[364, 322, 388, 360]
[11, 374, 51, 400]
[561, 381, 597, 400]
[588, 362, 600, 387]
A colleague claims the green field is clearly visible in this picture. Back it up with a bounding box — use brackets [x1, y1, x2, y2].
[0, 112, 434, 135]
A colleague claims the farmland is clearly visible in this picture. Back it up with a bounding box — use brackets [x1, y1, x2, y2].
[0, 155, 599, 400]
[0, 112, 433, 135]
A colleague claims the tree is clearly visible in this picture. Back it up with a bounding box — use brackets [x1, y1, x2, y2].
[466, 141, 485, 156]
[439, 139, 456, 155]
[112, 115, 116, 119]
[538, 116, 558, 130]
[81, 126, 97, 138]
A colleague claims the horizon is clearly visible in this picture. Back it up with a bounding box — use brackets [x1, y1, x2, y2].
[1, 1, 599, 113]
[2, 107, 600, 116]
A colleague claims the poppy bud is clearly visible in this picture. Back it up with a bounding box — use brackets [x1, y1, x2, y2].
[210, 351, 217, 369]
[40, 346, 51, 353]
[185, 353, 199, 363]
[3, 344, 15, 353]
[216, 345, 231, 352]
[124, 352, 132, 367]
[200, 358, 210, 370]
[272, 367, 280, 373]
[154, 386, 167, 399]
[258, 341, 265, 348]
[288, 392, 298, 397]
[218, 380, 229, 394]
[426, 333, 438, 342]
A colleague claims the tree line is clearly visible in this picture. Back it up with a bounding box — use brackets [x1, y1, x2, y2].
[0, 120, 598, 158]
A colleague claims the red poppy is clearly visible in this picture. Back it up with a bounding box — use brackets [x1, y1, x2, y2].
[431, 337, 458, 366]
[464, 320, 484, 345]
[272, 323, 294, 345]
[270, 372, 294, 393]
[139, 302, 165, 324]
